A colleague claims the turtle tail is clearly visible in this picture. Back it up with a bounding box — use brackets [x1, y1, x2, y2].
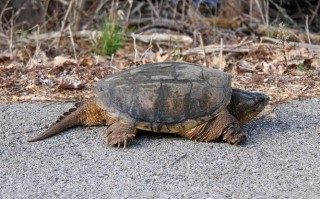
[27, 101, 89, 142]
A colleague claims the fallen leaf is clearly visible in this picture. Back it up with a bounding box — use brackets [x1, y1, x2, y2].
[57, 80, 85, 90]
[53, 56, 75, 66]
[80, 56, 94, 67]
[12, 95, 19, 102]
[290, 70, 306, 76]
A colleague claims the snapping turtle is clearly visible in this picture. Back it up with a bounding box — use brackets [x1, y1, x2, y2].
[28, 62, 269, 147]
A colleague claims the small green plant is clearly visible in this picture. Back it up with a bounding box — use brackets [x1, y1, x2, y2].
[94, 19, 127, 56]
[297, 63, 304, 71]
[174, 47, 183, 61]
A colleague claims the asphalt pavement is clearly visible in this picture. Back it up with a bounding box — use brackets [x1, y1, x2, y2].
[0, 98, 319, 199]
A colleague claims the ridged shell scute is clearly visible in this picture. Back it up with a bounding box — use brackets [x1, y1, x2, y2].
[96, 62, 232, 132]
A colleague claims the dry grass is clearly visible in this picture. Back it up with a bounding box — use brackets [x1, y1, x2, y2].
[0, 0, 319, 104]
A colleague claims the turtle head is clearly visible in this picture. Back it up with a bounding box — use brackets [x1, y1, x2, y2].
[229, 88, 269, 125]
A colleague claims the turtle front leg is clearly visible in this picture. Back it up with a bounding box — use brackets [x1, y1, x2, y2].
[182, 109, 246, 145]
[104, 122, 137, 148]
[221, 125, 246, 145]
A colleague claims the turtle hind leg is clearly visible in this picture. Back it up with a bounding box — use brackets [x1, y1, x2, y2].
[182, 109, 246, 145]
[104, 122, 137, 148]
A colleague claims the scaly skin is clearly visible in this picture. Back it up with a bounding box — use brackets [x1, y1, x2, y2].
[27, 98, 114, 142]
[182, 109, 246, 145]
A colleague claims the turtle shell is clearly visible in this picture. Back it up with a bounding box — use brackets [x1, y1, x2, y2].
[96, 62, 231, 133]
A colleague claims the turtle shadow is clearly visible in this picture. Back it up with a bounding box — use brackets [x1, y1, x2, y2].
[126, 130, 183, 148]
[243, 117, 292, 145]
[136, 130, 183, 141]
[131, 116, 293, 147]
[128, 112, 293, 146]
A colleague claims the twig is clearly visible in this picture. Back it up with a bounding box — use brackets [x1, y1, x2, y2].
[258, 24, 320, 43]
[169, 154, 187, 167]
[130, 1, 145, 16]
[278, 22, 288, 67]
[43, 0, 50, 23]
[238, 37, 248, 46]
[254, 0, 266, 25]
[54, 0, 69, 5]
[94, 0, 109, 15]
[269, 0, 297, 26]
[140, 39, 153, 62]
[146, 0, 160, 18]
[181, 0, 186, 21]
[249, 0, 252, 24]
[74, 0, 86, 31]
[219, 38, 224, 71]
[182, 44, 251, 56]
[57, 0, 75, 46]
[134, 33, 193, 44]
[305, 16, 311, 46]
[134, 19, 193, 36]
[34, 25, 41, 68]
[68, 26, 77, 61]
[260, 37, 320, 52]
[9, 11, 13, 59]
[309, 0, 320, 25]
[126, 0, 133, 24]
[128, 17, 153, 25]
[131, 33, 139, 63]
[110, 54, 114, 67]
[0, 0, 12, 32]
[198, 32, 208, 67]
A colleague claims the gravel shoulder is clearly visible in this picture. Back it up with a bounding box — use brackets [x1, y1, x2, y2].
[0, 98, 319, 199]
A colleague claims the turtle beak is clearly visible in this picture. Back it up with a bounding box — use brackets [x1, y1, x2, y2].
[256, 94, 269, 111]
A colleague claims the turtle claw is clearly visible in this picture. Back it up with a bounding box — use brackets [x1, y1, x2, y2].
[105, 133, 135, 148]
[223, 128, 247, 145]
[104, 123, 137, 148]
[227, 133, 246, 145]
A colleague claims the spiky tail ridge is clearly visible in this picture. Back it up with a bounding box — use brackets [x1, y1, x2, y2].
[27, 102, 88, 142]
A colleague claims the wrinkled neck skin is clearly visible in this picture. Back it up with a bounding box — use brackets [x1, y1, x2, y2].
[229, 88, 269, 126]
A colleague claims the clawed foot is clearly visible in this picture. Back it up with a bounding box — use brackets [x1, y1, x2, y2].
[105, 132, 136, 148]
[222, 126, 247, 145]
[104, 123, 137, 148]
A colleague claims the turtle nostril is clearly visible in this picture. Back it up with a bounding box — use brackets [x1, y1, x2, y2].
[258, 95, 269, 103]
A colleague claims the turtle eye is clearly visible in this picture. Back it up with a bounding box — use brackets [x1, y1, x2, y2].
[257, 96, 264, 102]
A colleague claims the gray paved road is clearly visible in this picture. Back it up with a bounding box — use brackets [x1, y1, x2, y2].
[0, 99, 319, 199]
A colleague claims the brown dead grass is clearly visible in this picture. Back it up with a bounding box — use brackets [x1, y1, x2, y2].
[0, 0, 319, 105]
